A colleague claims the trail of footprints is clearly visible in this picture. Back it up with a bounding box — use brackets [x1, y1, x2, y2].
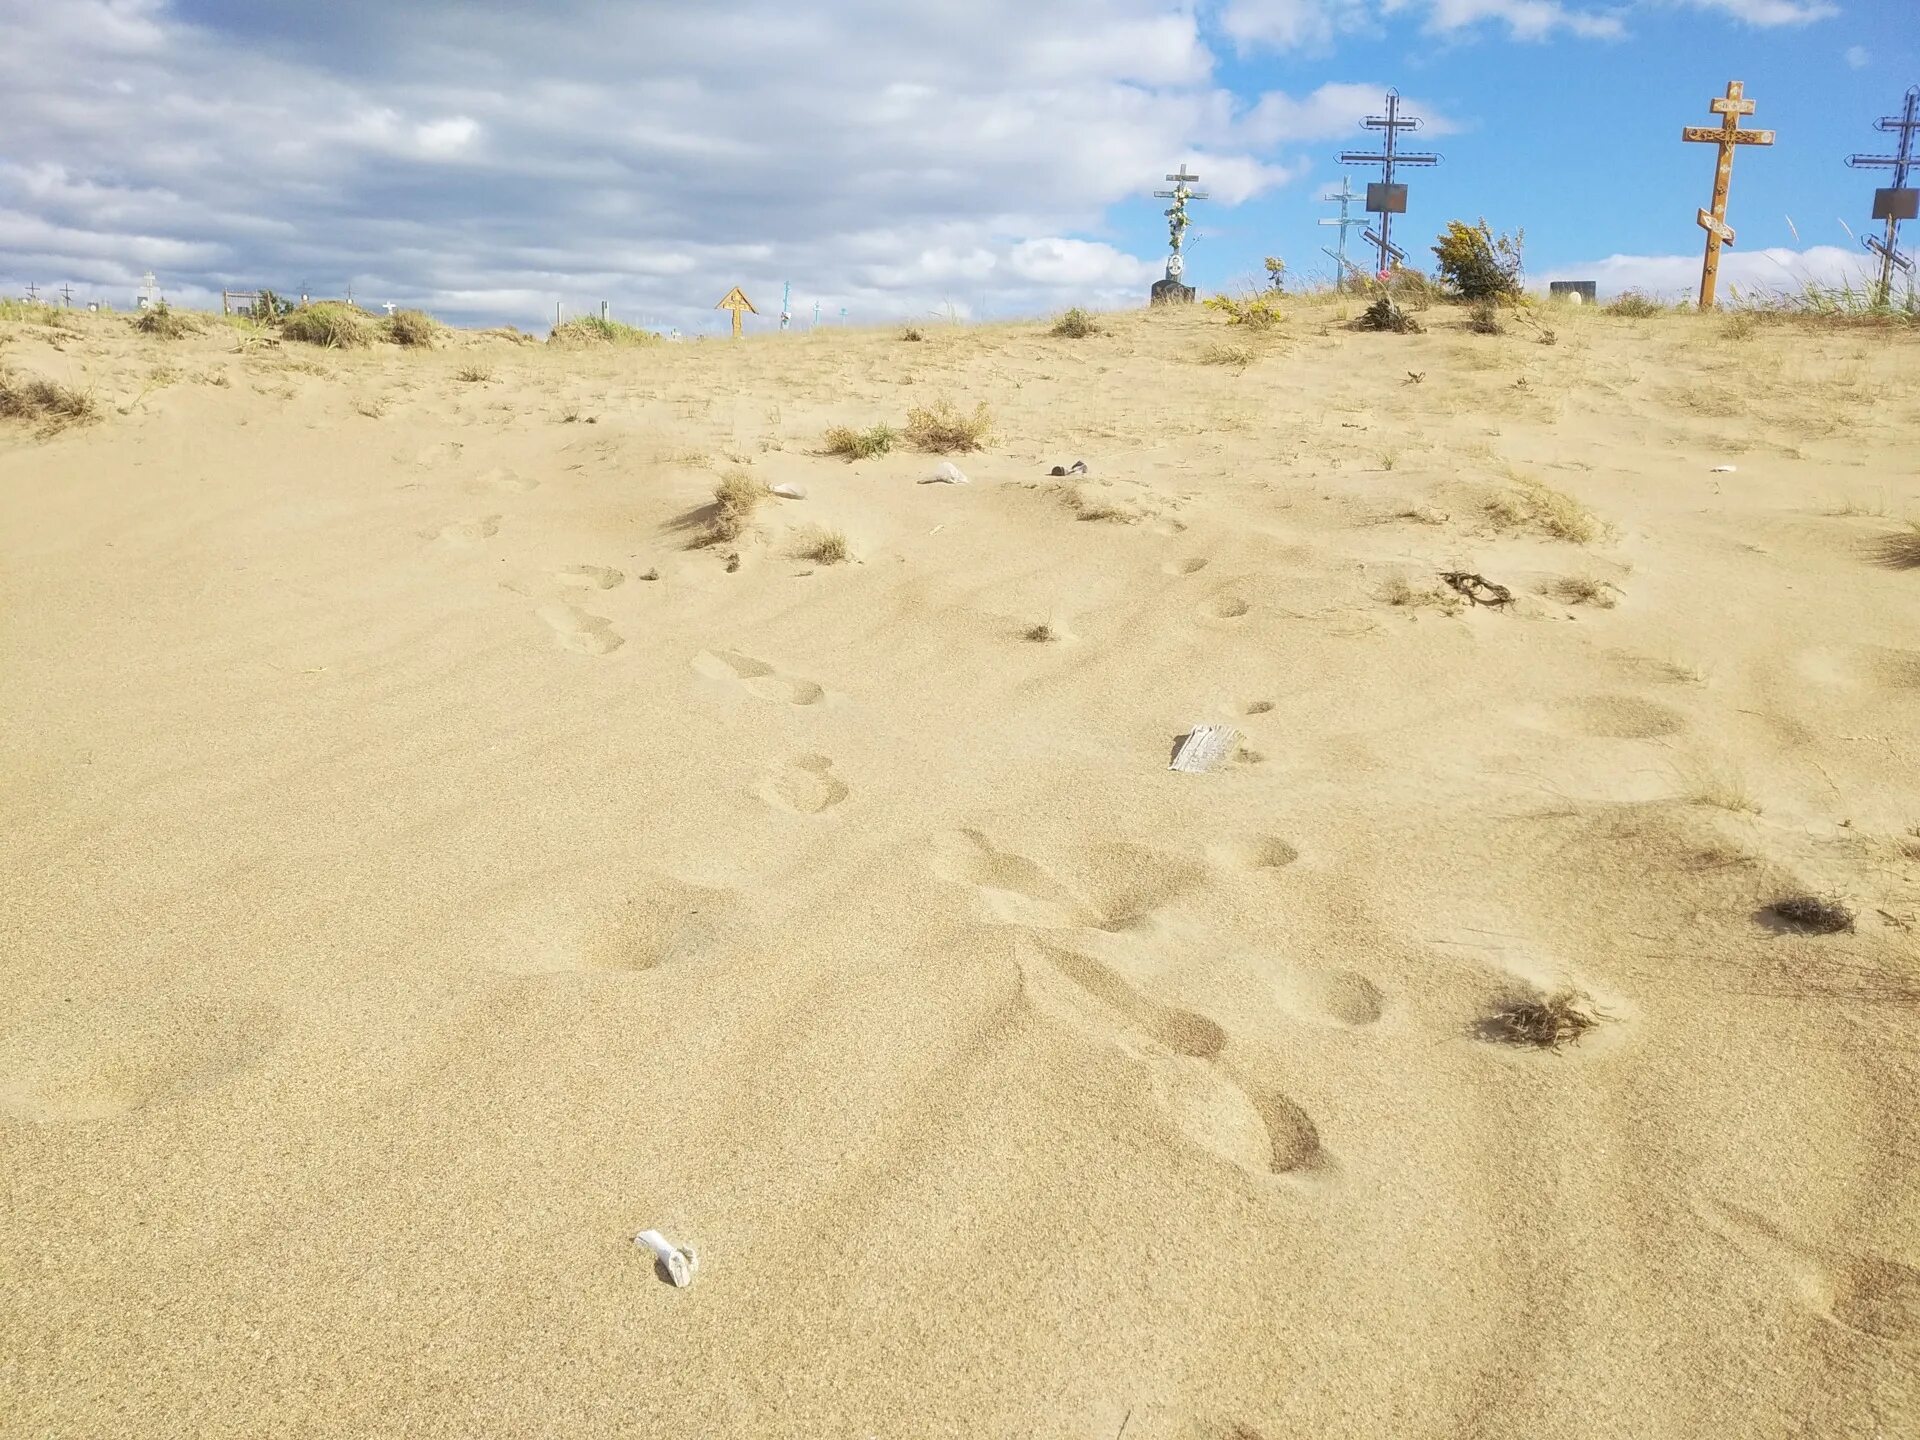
[932, 827, 1368, 1184]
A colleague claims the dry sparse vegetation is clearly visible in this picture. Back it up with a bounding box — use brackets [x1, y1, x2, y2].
[281, 303, 376, 349]
[1353, 295, 1422, 333]
[1868, 522, 1920, 570]
[1197, 341, 1255, 367]
[1476, 988, 1607, 1050]
[1023, 622, 1059, 643]
[901, 326, 925, 342]
[1467, 300, 1505, 335]
[384, 309, 439, 348]
[455, 363, 493, 383]
[797, 527, 851, 564]
[0, 369, 98, 428]
[1768, 894, 1855, 935]
[823, 422, 897, 460]
[1051, 483, 1137, 523]
[1486, 473, 1608, 544]
[905, 397, 992, 452]
[1680, 758, 1761, 814]
[1546, 574, 1620, 608]
[1052, 307, 1100, 338]
[1606, 292, 1665, 318]
[132, 303, 198, 339]
[1379, 575, 1463, 614]
[700, 472, 767, 546]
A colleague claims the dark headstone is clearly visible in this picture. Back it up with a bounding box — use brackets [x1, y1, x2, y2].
[1150, 277, 1196, 306]
[1550, 281, 1598, 304]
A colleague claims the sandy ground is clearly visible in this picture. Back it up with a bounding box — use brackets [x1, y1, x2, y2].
[3, 297, 1919, 1438]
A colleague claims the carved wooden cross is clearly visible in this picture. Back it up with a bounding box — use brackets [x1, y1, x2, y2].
[1683, 81, 1774, 309]
[715, 286, 756, 339]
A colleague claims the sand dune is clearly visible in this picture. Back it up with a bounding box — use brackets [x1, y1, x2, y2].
[3, 298, 1918, 1437]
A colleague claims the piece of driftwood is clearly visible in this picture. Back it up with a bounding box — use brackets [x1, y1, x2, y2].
[1439, 571, 1513, 607]
[1169, 725, 1238, 773]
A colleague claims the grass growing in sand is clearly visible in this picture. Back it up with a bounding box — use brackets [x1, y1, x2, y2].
[1545, 574, 1619, 608]
[1679, 758, 1762, 815]
[1868, 522, 1920, 570]
[282, 303, 376, 349]
[0, 369, 98, 427]
[1197, 341, 1255, 367]
[823, 422, 897, 460]
[1051, 307, 1100, 338]
[1486, 472, 1608, 544]
[1022, 622, 1059, 642]
[131, 303, 198, 339]
[384, 309, 439, 348]
[455, 363, 494, 383]
[905, 397, 992, 452]
[1767, 894, 1856, 934]
[548, 315, 658, 349]
[700, 472, 766, 546]
[1380, 575, 1464, 614]
[1477, 988, 1607, 1050]
[1606, 292, 1666, 318]
[797, 527, 851, 564]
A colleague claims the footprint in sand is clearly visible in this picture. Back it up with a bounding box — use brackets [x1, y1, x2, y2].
[1024, 938, 1332, 1180]
[1239, 699, 1276, 716]
[1201, 594, 1252, 622]
[1164, 556, 1211, 576]
[930, 830, 1206, 934]
[1207, 835, 1300, 872]
[1272, 967, 1385, 1028]
[489, 874, 740, 974]
[414, 441, 465, 467]
[1534, 694, 1687, 740]
[758, 754, 849, 815]
[538, 603, 623, 655]
[0, 996, 275, 1123]
[691, 649, 825, 706]
[469, 467, 539, 494]
[1701, 1200, 1920, 1348]
[556, 564, 624, 591]
[425, 515, 501, 545]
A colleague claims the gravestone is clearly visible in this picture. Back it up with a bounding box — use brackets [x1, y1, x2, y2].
[1151, 275, 1196, 306]
[1550, 281, 1597, 303]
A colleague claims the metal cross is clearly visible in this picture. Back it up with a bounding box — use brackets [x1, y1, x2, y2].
[1682, 81, 1775, 310]
[1846, 86, 1920, 305]
[1318, 177, 1368, 288]
[24, 282, 38, 301]
[1339, 90, 1441, 277]
[1153, 164, 1208, 278]
[59, 284, 73, 308]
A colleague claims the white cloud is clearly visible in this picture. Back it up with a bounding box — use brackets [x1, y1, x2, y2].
[1844, 45, 1869, 69]
[1670, 0, 1839, 26]
[1537, 245, 1877, 300]
[1222, 0, 1625, 46]
[1237, 82, 1460, 147]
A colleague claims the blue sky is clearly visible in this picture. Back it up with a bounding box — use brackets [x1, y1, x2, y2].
[0, 1, 1911, 331]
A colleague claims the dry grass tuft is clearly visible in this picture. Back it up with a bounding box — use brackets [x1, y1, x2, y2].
[1546, 574, 1620, 607]
[1197, 341, 1255, 367]
[1353, 295, 1422, 333]
[0, 369, 98, 428]
[455, 363, 493, 383]
[1868, 522, 1920, 570]
[1681, 760, 1761, 815]
[699, 472, 767, 546]
[1476, 988, 1607, 1051]
[384, 309, 438, 348]
[823, 422, 897, 460]
[1023, 622, 1059, 643]
[1379, 575, 1464, 614]
[905, 397, 992, 452]
[1467, 299, 1505, 335]
[1606, 292, 1665, 318]
[797, 527, 850, 564]
[901, 326, 925, 342]
[1768, 894, 1855, 935]
[1486, 473, 1608, 544]
[282, 303, 376, 349]
[131, 303, 198, 339]
[1052, 307, 1100, 338]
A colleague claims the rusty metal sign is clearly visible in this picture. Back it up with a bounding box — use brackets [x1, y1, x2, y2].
[1682, 80, 1775, 309]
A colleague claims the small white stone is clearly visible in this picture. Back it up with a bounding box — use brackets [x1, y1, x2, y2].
[770, 483, 806, 499]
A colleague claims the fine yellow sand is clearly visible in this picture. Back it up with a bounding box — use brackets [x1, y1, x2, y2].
[4, 299, 1919, 1438]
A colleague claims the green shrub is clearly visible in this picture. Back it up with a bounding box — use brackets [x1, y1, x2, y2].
[1432, 219, 1525, 301]
[281, 302, 376, 348]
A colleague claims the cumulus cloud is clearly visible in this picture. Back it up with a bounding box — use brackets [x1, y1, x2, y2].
[1669, 0, 1839, 27]
[0, 0, 1286, 327]
[1537, 245, 1877, 300]
[1222, 0, 1624, 46]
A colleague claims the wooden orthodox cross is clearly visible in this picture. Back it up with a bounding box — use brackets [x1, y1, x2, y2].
[1683, 81, 1774, 310]
[715, 286, 756, 338]
[1846, 86, 1919, 306]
